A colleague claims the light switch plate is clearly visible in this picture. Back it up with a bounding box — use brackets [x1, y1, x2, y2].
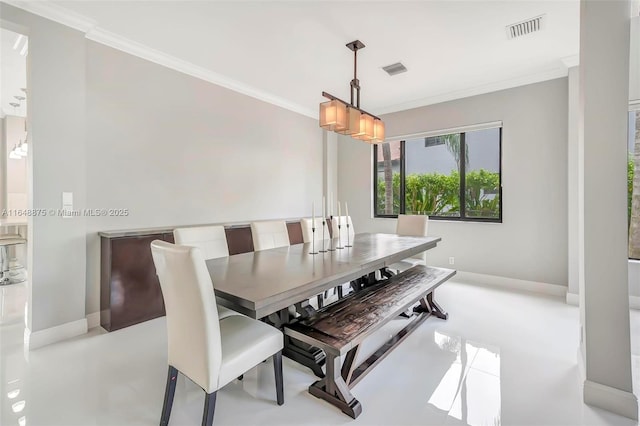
[62, 192, 73, 218]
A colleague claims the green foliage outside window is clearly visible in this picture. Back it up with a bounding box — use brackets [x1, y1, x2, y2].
[377, 169, 500, 219]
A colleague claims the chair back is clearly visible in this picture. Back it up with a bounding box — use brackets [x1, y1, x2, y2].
[174, 225, 229, 260]
[300, 217, 329, 243]
[151, 240, 222, 392]
[396, 214, 429, 261]
[250, 220, 290, 251]
[331, 216, 355, 245]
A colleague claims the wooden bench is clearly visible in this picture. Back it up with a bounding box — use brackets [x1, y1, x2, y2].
[284, 265, 455, 419]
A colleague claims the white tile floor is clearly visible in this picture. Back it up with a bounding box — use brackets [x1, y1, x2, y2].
[1, 280, 639, 426]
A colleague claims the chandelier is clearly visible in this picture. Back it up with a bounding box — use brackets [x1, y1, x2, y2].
[319, 40, 384, 144]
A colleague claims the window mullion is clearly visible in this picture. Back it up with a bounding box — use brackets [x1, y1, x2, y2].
[373, 145, 378, 216]
[460, 133, 466, 219]
[400, 140, 406, 214]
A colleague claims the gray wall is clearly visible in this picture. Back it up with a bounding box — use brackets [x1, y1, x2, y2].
[84, 41, 322, 315]
[1, 3, 88, 332]
[338, 78, 569, 286]
[0, 117, 5, 213]
[1, 3, 323, 328]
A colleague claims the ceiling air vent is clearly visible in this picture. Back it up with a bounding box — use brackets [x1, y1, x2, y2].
[506, 15, 545, 39]
[382, 62, 407, 76]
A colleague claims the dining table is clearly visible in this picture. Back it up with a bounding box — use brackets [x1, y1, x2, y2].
[205, 232, 445, 376]
[206, 233, 442, 319]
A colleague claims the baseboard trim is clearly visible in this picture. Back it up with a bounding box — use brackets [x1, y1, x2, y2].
[24, 318, 88, 350]
[454, 271, 567, 297]
[577, 345, 586, 383]
[86, 312, 100, 329]
[566, 292, 640, 310]
[584, 380, 638, 420]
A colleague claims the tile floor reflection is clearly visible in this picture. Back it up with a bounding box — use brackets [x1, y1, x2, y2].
[1, 280, 639, 425]
[428, 333, 501, 426]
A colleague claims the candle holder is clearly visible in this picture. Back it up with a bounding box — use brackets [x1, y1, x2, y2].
[319, 219, 327, 253]
[336, 217, 344, 250]
[327, 216, 336, 251]
[309, 226, 318, 255]
[345, 222, 352, 248]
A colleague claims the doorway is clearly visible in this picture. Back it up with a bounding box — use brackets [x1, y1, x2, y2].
[0, 27, 29, 325]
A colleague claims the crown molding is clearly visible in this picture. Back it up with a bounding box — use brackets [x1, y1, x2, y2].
[561, 55, 580, 69]
[1, 0, 578, 121]
[1, 0, 97, 33]
[86, 28, 316, 119]
[375, 66, 570, 116]
[1, 0, 316, 120]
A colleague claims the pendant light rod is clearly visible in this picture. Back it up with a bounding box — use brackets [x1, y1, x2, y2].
[346, 40, 365, 108]
[321, 91, 381, 121]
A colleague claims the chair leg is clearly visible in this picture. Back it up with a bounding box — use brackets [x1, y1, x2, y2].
[160, 366, 178, 426]
[273, 351, 284, 405]
[202, 391, 217, 426]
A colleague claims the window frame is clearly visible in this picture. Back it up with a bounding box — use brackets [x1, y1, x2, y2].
[373, 127, 503, 223]
[629, 104, 640, 260]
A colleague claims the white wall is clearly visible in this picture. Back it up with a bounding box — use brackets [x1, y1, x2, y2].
[0, 117, 5, 213]
[84, 42, 322, 315]
[630, 16, 639, 102]
[1, 3, 323, 334]
[338, 78, 569, 287]
[567, 67, 580, 297]
[1, 4, 88, 337]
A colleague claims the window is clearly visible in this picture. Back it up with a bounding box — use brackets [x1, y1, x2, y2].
[629, 109, 640, 260]
[374, 126, 502, 222]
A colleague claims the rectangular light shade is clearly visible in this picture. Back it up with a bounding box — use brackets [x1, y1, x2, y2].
[353, 112, 375, 141]
[319, 100, 347, 131]
[337, 107, 361, 135]
[372, 119, 385, 144]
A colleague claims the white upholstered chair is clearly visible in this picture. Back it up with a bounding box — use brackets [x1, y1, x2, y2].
[250, 220, 290, 251]
[151, 240, 284, 426]
[388, 214, 429, 273]
[300, 217, 330, 243]
[174, 225, 239, 319]
[174, 225, 229, 259]
[330, 216, 355, 246]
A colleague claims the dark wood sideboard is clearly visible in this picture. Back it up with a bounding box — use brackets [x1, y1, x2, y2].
[100, 221, 308, 332]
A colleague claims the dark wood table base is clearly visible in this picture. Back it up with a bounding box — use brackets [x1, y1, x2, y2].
[283, 337, 326, 378]
[307, 293, 445, 419]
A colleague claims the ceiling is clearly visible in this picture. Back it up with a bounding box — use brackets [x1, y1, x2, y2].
[0, 27, 27, 117]
[11, 1, 581, 117]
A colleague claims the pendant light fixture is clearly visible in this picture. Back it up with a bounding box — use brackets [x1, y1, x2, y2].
[319, 40, 385, 144]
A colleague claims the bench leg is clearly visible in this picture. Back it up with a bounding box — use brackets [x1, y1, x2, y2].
[414, 291, 448, 320]
[427, 292, 448, 320]
[341, 346, 360, 385]
[309, 353, 362, 419]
